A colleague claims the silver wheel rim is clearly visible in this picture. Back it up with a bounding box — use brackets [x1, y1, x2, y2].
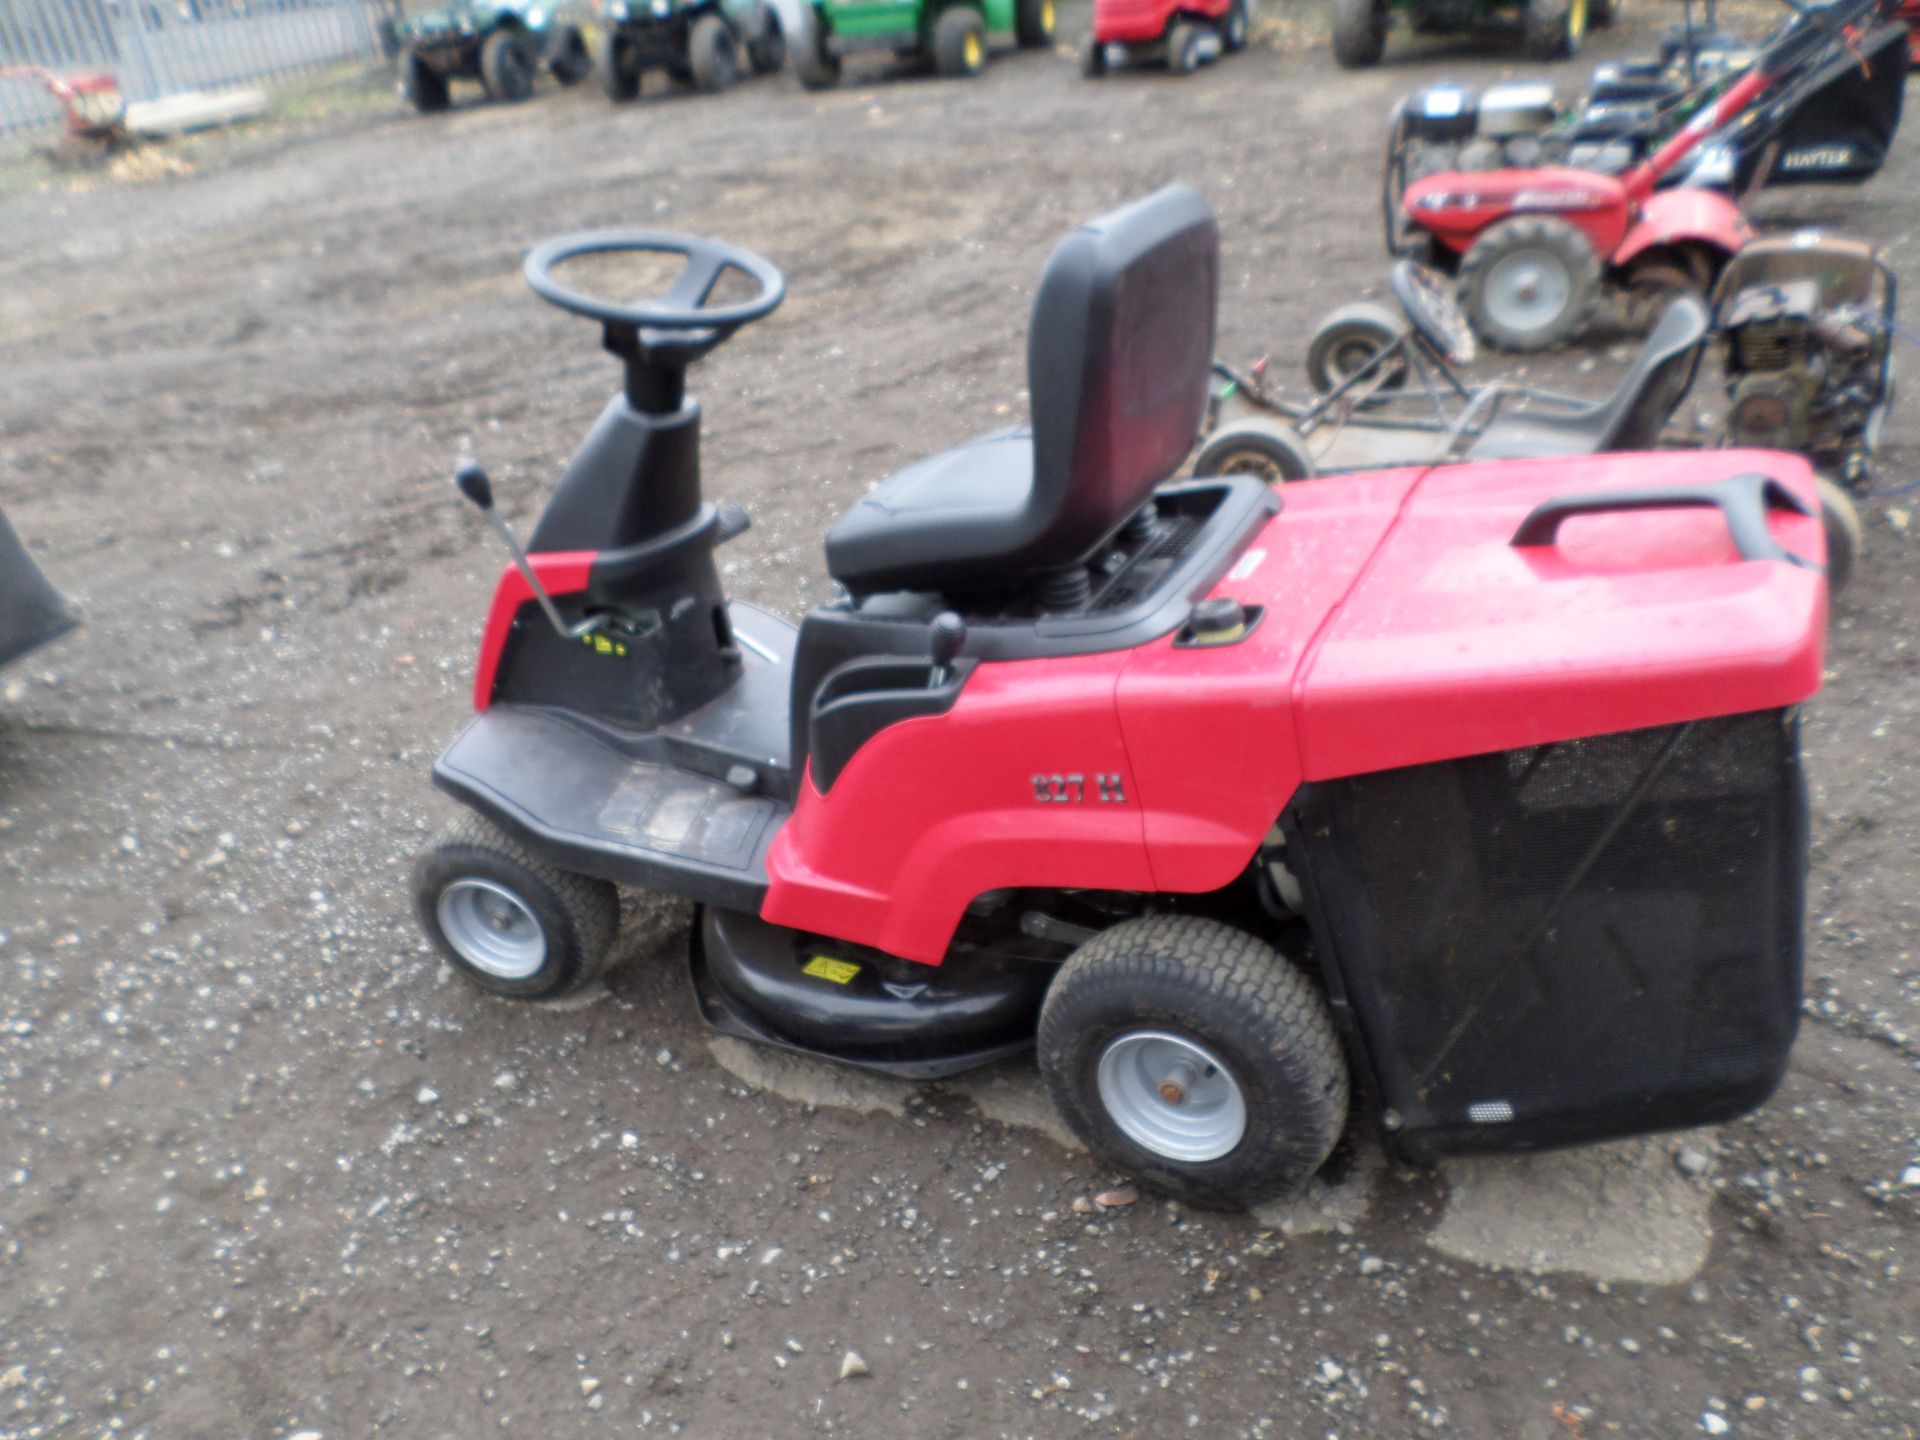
[438, 878, 547, 979]
[1096, 1030, 1247, 1163]
[1483, 247, 1575, 338]
[1213, 445, 1291, 485]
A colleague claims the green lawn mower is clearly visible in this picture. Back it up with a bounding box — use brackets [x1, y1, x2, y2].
[595, 0, 787, 100]
[1332, 0, 1613, 68]
[398, 0, 592, 110]
[794, 0, 1055, 86]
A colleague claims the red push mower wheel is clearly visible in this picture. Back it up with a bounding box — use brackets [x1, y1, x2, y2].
[1459, 215, 1603, 353]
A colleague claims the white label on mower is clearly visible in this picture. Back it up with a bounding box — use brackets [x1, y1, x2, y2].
[1228, 548, 1266, 581]
[1781, 145, 1856, 172]
[1513, 189, 1600, 211]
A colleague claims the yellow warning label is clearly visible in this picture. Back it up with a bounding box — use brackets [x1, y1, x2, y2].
[802, 955, 860, 985]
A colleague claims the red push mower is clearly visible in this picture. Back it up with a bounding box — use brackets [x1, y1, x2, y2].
[1384, 0, 1905, 200]
[412, 187, 1827, 1208]
[1394, 0, 1886, 351]
[1081, 0, 1250, 75]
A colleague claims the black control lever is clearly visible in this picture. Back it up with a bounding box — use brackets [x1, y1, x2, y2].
[454, 460, 605, 641]
[929, 611, 966, 689]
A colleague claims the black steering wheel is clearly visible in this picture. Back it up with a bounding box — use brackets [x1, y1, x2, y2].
[524, 230, 785, 338]
[1391, 259, 1476, 365]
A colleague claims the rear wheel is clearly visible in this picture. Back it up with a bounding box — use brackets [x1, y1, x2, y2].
[480, 29, 537, 101]
[1306, 301, 1409, 393]
[400, 44, 451, 111]
[795, 4, 842, 86]
[1222, 0, 1248, 50]
[1080, 33, 1108, 74]
[1459, 215, 1601, 353]
[1818, 475, 1862, 595]
[1037, 917, 1349, 1209]
[549, 24, 590, 83]
[689, 12, 741, 91]
[932, 6, 988, 76]
[1016, 0, 1055, 47]
[599, 33, 641, 99]
[1192, 417, 1317, 485]
[1621, 249, 1710, 331]
[413, 813, 620, 1001]
[747, 6, 786, 72]
[1330, 0, 1385, 67]
[1522, 0, 1585, 60]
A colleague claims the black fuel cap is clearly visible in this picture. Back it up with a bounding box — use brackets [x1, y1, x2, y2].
[1189, 598, 1249, 644]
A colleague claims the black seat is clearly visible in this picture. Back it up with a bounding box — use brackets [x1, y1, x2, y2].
[1462, 293, 1710, 461]
[824, 185, 1219, 601]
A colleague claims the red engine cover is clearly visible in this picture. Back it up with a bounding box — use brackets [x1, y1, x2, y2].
[1404, 166, 1632, 260]
[762, 451, 1826, 963]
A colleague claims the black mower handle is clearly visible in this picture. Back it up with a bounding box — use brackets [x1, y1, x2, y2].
[523, 230, 786, 335]
[1511, 473, 1819, 569]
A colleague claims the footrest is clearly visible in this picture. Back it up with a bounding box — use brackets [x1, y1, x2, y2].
[432, 706, 785, 909]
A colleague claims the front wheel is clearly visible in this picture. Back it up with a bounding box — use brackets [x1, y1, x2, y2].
[1015, 0, 1054, 47]
[747, 6, 786, 72]
[689, 12, 741, 91]
[1458, 214, 1602, 353]
[795, 4, 842, 86]
[1165, 18, 1202, 73]
[1522, 0, 1585, 60]
[932, 5, 987, 76]
[1037, 917, 1349, 1209]
[1330, 0, 1384, 67]
[598, 34, 641, 99]
[1192, 417, 1317, 485]
[1305, 301, 1408, 393]
[480, 29, 537, 101]
[400, 43, 451, 111]
[1222, 0, 1249, 51]
[412, 813, 620, 1000]
[549, 24, 591, 83]
[1818, 474, 1862, 595]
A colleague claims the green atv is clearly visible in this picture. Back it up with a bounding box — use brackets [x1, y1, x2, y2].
[794, 0, 1055, 86]
[595, 0, 787, 100]
[1331, 0, 1612, 67]
[397, 0, 593, 110]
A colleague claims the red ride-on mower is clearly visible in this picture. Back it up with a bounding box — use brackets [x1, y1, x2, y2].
[1396, 0, 1886, 351]
[413, 187, 1828, 1208]
[1081, 0, 1250, 75]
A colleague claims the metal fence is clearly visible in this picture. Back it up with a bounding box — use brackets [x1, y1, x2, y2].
[0, 0, 392, 137]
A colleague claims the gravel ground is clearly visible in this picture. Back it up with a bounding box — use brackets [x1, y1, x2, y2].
[1, 6, 1918, 1436]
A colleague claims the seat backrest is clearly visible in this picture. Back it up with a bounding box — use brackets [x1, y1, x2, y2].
[1594, 293, 1711, 451]
[1018, 185, 1219, 571]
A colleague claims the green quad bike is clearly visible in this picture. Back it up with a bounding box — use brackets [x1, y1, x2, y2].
[1331, 0, 1613, 67]
[794, 0, 1055, 86]
[398, 0, 593, 110]
[595, 0, 787, 101]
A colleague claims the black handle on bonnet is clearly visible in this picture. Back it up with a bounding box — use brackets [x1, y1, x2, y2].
[1510, 473, 1820, 570]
